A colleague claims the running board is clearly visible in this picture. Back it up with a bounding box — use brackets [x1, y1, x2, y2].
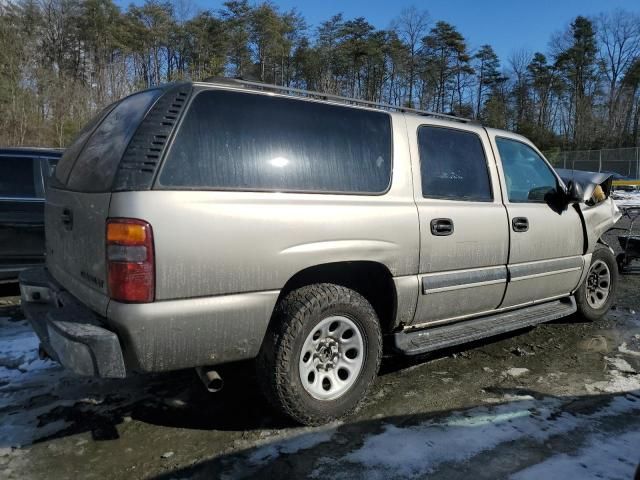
[392, 297, 577, 356]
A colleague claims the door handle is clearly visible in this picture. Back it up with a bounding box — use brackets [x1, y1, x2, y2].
[512, 217, 529, 232]
[430, 218, 454, 236]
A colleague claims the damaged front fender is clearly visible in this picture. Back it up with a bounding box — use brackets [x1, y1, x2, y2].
[581, 197, 621, 253]
[555, 168, 622, 253]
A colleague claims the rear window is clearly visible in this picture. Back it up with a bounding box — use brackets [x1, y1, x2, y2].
[158, 90, 392, 194]
[56, 89, 162, 192]
[0, 157, 36, 198]
[55, 105, 114, 185]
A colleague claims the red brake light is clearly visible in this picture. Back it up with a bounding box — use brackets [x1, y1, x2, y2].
[106, 218, 155, 303]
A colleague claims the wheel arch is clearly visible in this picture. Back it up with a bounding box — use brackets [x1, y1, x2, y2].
[272, 261, 398, 334]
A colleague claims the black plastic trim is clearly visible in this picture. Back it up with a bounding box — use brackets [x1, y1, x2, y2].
[113, 83, 193, 191]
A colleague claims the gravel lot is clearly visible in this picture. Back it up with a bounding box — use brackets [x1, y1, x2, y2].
[1, 227, 639, 480]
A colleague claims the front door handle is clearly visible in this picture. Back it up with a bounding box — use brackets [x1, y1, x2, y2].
[512, 217, 529, 232]
[430, 218, 454, 236]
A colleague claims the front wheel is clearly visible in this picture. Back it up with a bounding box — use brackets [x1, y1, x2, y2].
[257, 284, 382, 426]
[575, 246, 618, 322]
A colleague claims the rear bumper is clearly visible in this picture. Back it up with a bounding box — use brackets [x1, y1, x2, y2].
[19, 268, 126, 378]
[20, 267, 279, 376]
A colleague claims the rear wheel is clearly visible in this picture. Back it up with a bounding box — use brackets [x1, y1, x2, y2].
[575, 246, 618, 321]
[257, 284, 382, 425]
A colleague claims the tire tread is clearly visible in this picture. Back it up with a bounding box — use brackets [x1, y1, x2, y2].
[257, 283, 382, 425]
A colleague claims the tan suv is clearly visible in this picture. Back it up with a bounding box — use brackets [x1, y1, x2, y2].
[20, 79, 621, 425]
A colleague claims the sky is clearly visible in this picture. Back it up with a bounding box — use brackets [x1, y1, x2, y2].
[121, 0, 640, 65]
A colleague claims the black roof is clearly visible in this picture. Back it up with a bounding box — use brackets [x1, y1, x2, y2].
[0, 147, 64, 158]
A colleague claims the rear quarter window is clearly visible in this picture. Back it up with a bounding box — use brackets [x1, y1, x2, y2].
[158, 90, 392, 194]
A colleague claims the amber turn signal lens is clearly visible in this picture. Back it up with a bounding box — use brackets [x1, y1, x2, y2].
[107, 222, 147, 245]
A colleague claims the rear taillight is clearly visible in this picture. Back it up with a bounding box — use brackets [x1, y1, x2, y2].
[106, 218, 155, 303]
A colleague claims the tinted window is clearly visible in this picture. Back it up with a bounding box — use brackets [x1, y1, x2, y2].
[55, 105, 114, 185]
[418, 126, 492, 201]
[61, 89, 161, 192]
[496, 138, 558, 203]
[0, 157, 36, 197]
[158, 90, 392, 193]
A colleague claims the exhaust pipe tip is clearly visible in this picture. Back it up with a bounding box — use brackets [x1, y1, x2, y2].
[196, 367, 224, 393]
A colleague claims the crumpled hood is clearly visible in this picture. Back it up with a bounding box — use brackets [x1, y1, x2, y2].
[554, 168, 615, 202]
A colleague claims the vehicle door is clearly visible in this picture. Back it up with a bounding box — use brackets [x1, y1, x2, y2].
[0, 154, 45, 276]
[490, 133, 585, 307]
[407, 119, 510, 326]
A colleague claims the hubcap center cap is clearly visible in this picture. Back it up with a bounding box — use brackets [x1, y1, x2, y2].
[316, 339, 339, 370]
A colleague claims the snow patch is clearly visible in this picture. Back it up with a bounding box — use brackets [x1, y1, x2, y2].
[605, 356, 636, 374]
[613, 190, 640, 207]
[305, 394, 640, 479]
[511, 429, 640, 480]
[504, 367, 530, 378]
[343, 397, 584, 478]
[585, 370, 640, 394]
[247, 424, 338, 466]
[618, 340, 640, 357]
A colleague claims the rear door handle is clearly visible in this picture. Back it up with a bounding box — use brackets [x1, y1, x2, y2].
[512, 217, 529, 232]
[430, 218, 454, 236]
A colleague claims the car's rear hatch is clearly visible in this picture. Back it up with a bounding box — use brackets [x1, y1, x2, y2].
[45, 88, 165, 316]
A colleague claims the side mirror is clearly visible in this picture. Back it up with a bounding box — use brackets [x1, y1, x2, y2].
[565, 180, 584, 204]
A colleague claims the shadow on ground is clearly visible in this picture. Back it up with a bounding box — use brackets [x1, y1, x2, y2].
[148, 388, 640, 480]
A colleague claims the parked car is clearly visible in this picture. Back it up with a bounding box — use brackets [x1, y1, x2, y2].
[20, 80, 621, 425]
[0, 148, 62, 283]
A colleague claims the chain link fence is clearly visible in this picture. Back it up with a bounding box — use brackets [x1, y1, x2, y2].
[544, 147, 640, 179]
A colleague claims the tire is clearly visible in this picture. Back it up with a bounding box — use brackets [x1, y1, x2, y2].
[257, 283, 382, 426]
[575, 246, 618, 322]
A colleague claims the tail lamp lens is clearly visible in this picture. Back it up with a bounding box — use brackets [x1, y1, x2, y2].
[106, 219, 154, 303]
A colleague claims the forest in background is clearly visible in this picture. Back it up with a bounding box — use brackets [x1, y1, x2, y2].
[1, 0, 639, 152]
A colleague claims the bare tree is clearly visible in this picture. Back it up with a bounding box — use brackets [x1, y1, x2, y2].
[597, 10, 640, 131]
[391, 6, 430, 107]
[509, 49, 533, 130]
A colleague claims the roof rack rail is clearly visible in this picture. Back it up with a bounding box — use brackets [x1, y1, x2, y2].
[199, 77, 477, 125]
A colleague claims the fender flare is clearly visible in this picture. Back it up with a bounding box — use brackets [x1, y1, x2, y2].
[596, 237, 615, 255]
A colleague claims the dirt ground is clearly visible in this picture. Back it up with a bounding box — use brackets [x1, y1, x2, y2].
[1, 228, 639, 480]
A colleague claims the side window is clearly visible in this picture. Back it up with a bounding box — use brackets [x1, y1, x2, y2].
[418, 126, 492, 201]
[158, 90, 392, 194]
[0, 157, 36, 198]
[496, 138, 558, 203]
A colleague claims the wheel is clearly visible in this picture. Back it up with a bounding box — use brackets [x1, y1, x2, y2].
[257, 283, 382, 426]
[575, 246, 618, 322]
